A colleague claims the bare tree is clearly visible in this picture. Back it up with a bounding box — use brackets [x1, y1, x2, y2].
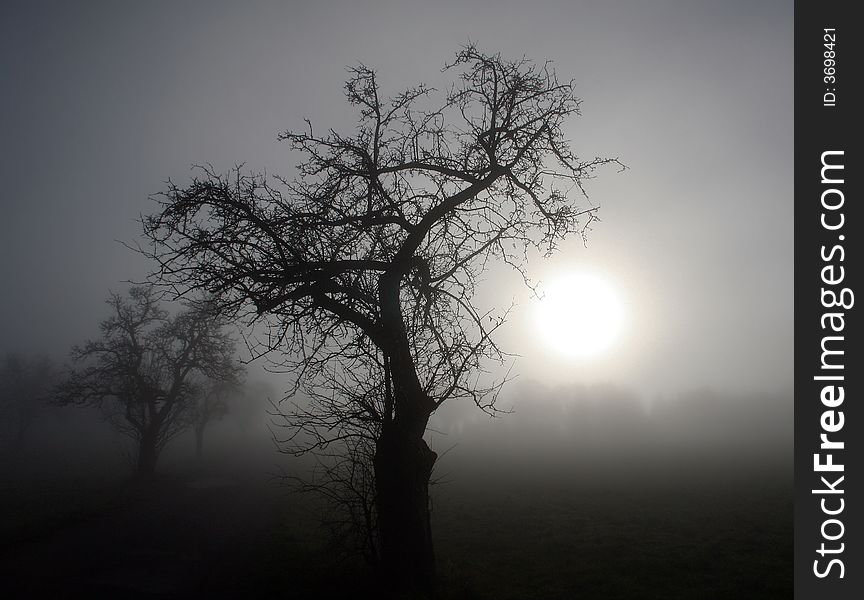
[141, 44, 621, 591]
[290, 435, 380, 567]
[0, 353, 55, 454]
[189, 376, 239, 462]
[53, 286, 243, 476]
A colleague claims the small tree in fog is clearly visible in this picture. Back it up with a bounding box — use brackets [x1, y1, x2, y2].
[190, 377, 240, 462]
[0, 353, 55, 453]
[53, 286, 243, 475]
[142, 44, 619, 591]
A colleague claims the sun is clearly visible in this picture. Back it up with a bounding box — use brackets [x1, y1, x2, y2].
[534, 271, 625, 359]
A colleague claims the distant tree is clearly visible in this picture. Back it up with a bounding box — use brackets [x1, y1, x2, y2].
[231, 379, 275, 433]
[190, 376, 240, 462]
[53, 286, 243, 476]
[0, 353, 55, 453]
[142, 44, 620, 592]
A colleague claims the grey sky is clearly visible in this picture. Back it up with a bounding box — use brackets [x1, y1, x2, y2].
[1, 0, 792, 395]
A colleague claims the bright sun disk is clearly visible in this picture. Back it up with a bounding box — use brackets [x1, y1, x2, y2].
[534, 271, 625, 359]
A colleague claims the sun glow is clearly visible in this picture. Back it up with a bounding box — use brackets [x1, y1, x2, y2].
[534, 271, 625, 359]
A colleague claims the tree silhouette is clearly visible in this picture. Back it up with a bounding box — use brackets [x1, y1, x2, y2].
[141, 44, 620, 592]
[190, 377, 239, 462]
[53, 286, 243, 475]
[0, 353, 55, 455]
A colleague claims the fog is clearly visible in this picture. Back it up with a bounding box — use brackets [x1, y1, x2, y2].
[1, 354, 792, 597]
[2, 1, 792, 597]
[429, 380, 791, 479]
[3, 376, 790, 479]
[2, 0, 791, 395]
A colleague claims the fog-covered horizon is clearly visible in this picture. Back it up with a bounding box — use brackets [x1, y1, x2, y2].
[3, 370, 790, 482]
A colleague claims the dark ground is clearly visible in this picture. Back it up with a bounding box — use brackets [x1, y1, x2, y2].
[1, 460, 791, 599]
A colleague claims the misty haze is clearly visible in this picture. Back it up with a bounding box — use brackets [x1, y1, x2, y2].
[2, 2, 792, 598]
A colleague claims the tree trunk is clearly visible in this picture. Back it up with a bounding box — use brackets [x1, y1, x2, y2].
[374, 424, 438, 596]
[376, 274, 439, 595]
[137, 430, 159, 476]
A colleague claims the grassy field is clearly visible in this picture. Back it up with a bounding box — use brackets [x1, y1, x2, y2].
[1, 461, 791, 599]
[431, 470, 791, 599]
